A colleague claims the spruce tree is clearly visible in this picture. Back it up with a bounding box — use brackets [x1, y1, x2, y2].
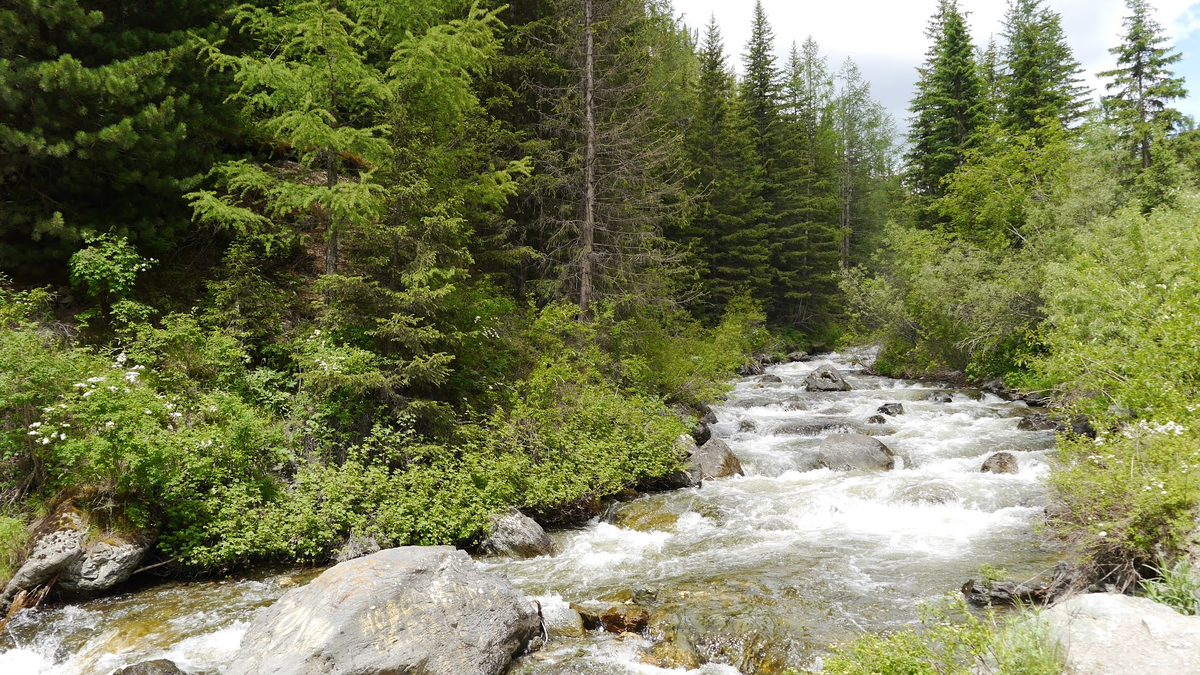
[1099, 0, 1187, 170]
[740, 0, 782, 166]
[1001, 0, 1089, 135]
[905, 0, 987, 215]
[0, 0, 233, 272]
[835, 59, 897, 269]
[683, 18, 771, 317]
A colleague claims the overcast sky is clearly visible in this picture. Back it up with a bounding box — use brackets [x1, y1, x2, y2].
[671, 0, 1200, 132]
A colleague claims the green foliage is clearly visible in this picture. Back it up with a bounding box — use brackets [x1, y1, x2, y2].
[824, 599, 1064, 675]
[1142, 557, 1200, 615]
[0, 515, 28, 586]
[1001, 0, 1089, 134]
[69, 235, 157, 301]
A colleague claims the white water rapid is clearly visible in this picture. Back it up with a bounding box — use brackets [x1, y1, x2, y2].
[0, 350, 1059, 674]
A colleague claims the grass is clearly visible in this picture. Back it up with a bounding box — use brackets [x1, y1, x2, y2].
[1141, 557, 1200, 615]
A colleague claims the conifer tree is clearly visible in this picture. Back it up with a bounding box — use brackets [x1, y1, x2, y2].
[1099, 0, 1187, 170]
[682, 18, 770, 317]
[740, 0, 783, 168]
[834, 59, 897, 269]
[905, 0, 987, 214]
[1001, 0, 1089, 135]
[0, 0, 233, 271]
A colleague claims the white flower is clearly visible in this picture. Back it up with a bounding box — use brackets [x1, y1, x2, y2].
[82, 390, 94, 397]
[41, 437, 50, 445]
[73, 383, 86, 388]
[29, 422, 41, 429]
[58, 433, 66, 440]
[115, 353, 127, 365]
[144, 409, 153, 415]
[1098, 531, 1108, 537]
[104, 421, 115, 429]
[87, 376, 104, 383]
[28, 431, 38, 436]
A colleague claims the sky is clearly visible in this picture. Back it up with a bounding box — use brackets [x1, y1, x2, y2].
[670, 0, 1200, 132]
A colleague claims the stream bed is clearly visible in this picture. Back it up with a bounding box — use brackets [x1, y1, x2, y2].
[0, 350, 1060, 674]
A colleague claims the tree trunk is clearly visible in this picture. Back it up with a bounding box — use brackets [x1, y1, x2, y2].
[325, 152, 339, 275]
[579, 0, 596, 314]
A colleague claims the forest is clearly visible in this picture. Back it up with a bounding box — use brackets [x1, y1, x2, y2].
[2, 0, 1200, 670]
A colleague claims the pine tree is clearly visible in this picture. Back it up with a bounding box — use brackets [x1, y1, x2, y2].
[0, 0, 234, 272]
[835, 59, 897, 269]
[682, 18, 771, 317]
[1001, 0, 1089, 135]
[740, 0, 782, 167]
[771, 39, 841, 327]
[905, 0, 987, 214]
[1099, 0, 1187, 170]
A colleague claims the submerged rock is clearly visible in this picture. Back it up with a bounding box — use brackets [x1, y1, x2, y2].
[479, 508, 555, 558]
[817, 434, 896, 471]
[866, 414, 888, 425]
[738, 419, 758, 433]
[113, 660, 186, 675]
[599, 605, 650, 634]
[691, 438, 744, 480]
[540, 602, 585, 638]
[758, 374, 783, 384]
[892, 482, 961, 505]
[981, 452, 1019, 474]
[924, 391, 953, 403]
[877, 402, 905, 416]
[226, 546, 541, 675]
[773, 421, 851, 436]
[1045, 593, 1200, 675]
[804, 364, 851, 392]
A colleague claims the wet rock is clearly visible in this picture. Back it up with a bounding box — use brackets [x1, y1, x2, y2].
[0, 508, 86, 613]
[979, 377, 1006, 393]
[773, 422, 851, 436]
[480, 508, 555, 558]
[892, 482, 961, 505]
[1064, 416, 1097, 438]
[540, 602, 585, 639]
[804, 364, 851, 392]
[58, 532, 151, 597]
[738, 419, 757, 433]
[758, 374, 783, 384]
[1018, 412, 1057, 431]
[599, 605, 650, 634]
[691, 422, 712, 446]
[226, 546, 541, 675]
[652, 640, 702, 669]
[650, 435, 702, 490]
[981, 452, 1019, 474]
[1044, 593, 1200, 675]
[961, 578, 1048, 607]
[737, 363, 764, 377]
[571, 603, 603, 631]
[866, 414, 888, 425]
[691, 438, 744, 480]
[925, 390, 954, 403]
[113, 660, 186, 675]
[700, 409, 718, 426]
[335, 532, 381, 563]
[817, 434, 896, 471]
[877, 402, 905, 416]
[787, 351, 808, 362]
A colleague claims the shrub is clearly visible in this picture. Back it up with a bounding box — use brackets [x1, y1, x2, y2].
[0, 515, 27, 586]
[1141, 557, 1200, 615]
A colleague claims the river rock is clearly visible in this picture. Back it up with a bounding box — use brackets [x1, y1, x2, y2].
[225, 546, 541, 675]
[892, 482, 960, 505]
[787, 351, 808, 362]
[599, 605, 650, 634]
[877, 402, 905, 416]
[0, 508, 86, 613]
[653, 435, 702, 489]
[981, 452, 1019, 474]
[866, 414, 888, 424]
[925, 391, 953, 403]
[737, 363, 764, 377]
[480, 508, 555, 558]
[758, 374, 783, 384]
[700, 409, 718, 426]
[817, 434, 896, 471]
[773, 422, 850, 436]
[57, 532, 150, 597]
[1018, 412, 1057, 431]
[540, 601, 585, 638]
[1044, 593, 1200, 675]
[691, 421, 712, 446]
[113, 660, 187, 675]
[692, 438, 744, 480]
[738, 419, 757, 433]
[804, 365, 851, 392]
[961, 578, 1047, 607]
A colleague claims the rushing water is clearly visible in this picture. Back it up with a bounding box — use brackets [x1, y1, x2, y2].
[0, 350, 1059, 674]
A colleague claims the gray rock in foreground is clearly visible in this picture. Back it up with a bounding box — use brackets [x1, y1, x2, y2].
[226, 546, 541, 675]
[981, 451, 1019, 474]
[480, 508, 555, 558]
[58, 533, 150, 596]
[113, 660, 186, 675]
[804, 364, 851, 392]
[691, 438, 744, 480]
[0, 510, 86, 612]
[1045, 593, 1200, 675]
[817, 434, 895, 471]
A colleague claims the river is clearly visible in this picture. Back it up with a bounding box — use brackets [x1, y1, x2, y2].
[0, 349, 1059, 674]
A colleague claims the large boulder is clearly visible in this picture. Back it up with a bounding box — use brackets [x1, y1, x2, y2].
[804, 365, 851, 392]
[1044, 593, 1200, 675]
[226, 546, 541, 675]
[981, 452, 1019, 474]
[479, 508, 555, 559]
[877, 402, 905, 416]
[691, 438, 744, 480]
[786, 351, 808, 362]
[0, 508, 86, 613]
[816, 434, 895, 471]
[58, 532, 151, 597]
